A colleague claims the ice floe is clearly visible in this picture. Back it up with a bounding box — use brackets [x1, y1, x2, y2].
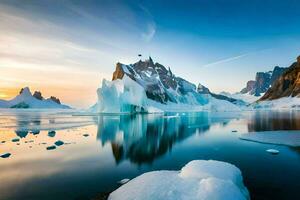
[266, 149, 279, 154]
[109, 160, 249, 200]
[240, 131, 300, 147]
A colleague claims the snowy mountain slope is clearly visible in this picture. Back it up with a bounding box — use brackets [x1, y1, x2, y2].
[0, 87, 70, 109]
[95, 58, 240, 113]
[219, 92, 260, 104]
[197, 84, 247, 106]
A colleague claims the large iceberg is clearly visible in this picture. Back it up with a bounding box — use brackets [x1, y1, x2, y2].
[109, 160, 250, 200]
[95, 58, 241, 113]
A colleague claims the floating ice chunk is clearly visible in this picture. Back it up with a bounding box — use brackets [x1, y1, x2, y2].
[240, 131, 300, 147]
[46, 145, 56, 150]
[54, 140, 64, 146]
[118, 179, 130, 185]
[12, 138, 20, 142]
[0, 153, 11, 158]
[266, 149, 279, 154]
[48, 131, 56, 137]
[109, 160, 249, 200]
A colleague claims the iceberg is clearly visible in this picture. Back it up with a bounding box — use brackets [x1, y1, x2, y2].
[94, 58, 241, 113]
[109, 160, 249, 200]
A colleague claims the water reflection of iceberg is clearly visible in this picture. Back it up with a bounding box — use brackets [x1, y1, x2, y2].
[97, 112, 233, 165]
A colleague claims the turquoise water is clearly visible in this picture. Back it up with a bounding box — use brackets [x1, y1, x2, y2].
[0, 110, 299, 200]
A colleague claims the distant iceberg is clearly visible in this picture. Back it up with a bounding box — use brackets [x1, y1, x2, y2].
[109, 160, 249, 200]
[0, 87, 70, 109]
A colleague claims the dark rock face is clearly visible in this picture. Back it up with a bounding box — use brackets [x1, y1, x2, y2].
[260, 56, 300, 101]
[49, 96, 61, 104]
[111, 57, 197, 104]
[240, 80, 256, 94]
[197, 84, 210, 94]
[241, 66, 286, 96]
[33, 91, 43, 100]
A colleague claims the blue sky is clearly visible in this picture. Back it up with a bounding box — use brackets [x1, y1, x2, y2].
[0, 0, 300, 107]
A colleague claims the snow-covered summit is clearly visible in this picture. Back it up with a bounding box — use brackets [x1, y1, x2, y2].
[0, 87, 70, 109]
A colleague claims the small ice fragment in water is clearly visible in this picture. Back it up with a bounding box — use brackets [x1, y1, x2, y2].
[12, 138, 20, 142]
[46, 145, 56, 150]
[266, 149, 279, 155]
[83, 134, 89, 137]
[1, 153, 11, 158]
[54, 140, 64, 146]
[118, 179, 130, 185]
[48, 131, 56, 137]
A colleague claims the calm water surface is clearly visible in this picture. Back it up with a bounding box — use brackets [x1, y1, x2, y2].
[0, 110, 299, 200]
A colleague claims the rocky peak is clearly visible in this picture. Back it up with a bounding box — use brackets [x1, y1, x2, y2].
[112, 63, 125, 81]
[241, 66, 287, 96]
[197, 83, 210, 94]
[110, 58, 194, 104]
[19, 87, 32, 96]
[240, 80, 256, 94]
[33, 91, 44, 100]
[259, 55, 300, 101]
[49, 96, 61, 104]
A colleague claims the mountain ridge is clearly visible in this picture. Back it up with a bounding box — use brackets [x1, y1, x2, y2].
[0, 87, 70, 109]
[259, 56, 300, 101]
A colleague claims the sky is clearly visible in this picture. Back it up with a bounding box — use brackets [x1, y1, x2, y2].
[1, 0, 300, 108]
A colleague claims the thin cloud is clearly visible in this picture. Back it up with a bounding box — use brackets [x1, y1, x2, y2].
[142, 23, 156, 42]
[201, 48, 272, 68]
[139, 4, 156, 42]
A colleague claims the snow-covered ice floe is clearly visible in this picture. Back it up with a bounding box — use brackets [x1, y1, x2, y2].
[109, 160, 250, 200]
[240, 131, 300, 147]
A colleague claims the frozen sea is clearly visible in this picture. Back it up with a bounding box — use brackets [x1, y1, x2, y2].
[0, 109, 299, 200]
